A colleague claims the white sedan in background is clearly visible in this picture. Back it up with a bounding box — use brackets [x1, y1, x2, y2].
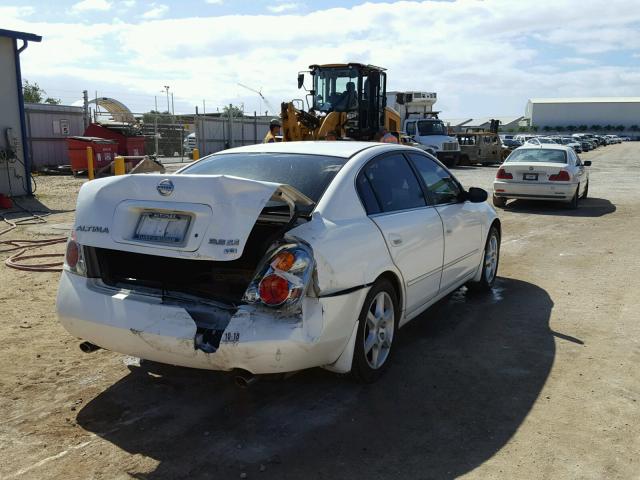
[57, 142, 501, 384]
[493, 144, 591, 209]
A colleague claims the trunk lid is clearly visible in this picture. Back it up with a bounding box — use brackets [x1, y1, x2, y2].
[500, 162, 569, 182]
[74, 174, 314, 261]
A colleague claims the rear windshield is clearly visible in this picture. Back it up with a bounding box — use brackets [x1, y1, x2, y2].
[506, 149, 567, 164]
[180, 153, 347, 203]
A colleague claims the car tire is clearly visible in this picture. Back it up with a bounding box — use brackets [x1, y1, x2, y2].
[492, 195, 507, 208]
[467, 225, 500, 292]
[350, 279, 399, 383]
[568, 187, 579, 209]
[581, 181, 589, 199]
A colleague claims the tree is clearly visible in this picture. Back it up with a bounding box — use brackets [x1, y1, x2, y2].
[222, 104, 244, 118]
[630, 125, 639, 132]
[143, 110, 173, 124]
[517, 126, 527, 133]
[531, 125, 539, 132]
[590, 125, 601, 132]
[555, 126, 565, 132]
[543, 125, 552, 132]
[604, 124, 613, 131]
[566, 125, 576, 132]
[578, 125, 588, 131]
[615, 125, 625, 132]
[22, 79, 61, 104]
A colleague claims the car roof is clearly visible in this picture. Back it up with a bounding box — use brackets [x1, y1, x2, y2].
[213, 141, 400, 159]
[517, 144, 574, 152]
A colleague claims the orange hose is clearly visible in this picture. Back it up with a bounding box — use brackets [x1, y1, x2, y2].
[1, 237, 67, 272]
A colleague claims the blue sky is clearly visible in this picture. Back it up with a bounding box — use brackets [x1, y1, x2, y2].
[2, 0, 639, 117]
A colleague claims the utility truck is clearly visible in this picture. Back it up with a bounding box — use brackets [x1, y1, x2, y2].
[386, 91, 461, 167]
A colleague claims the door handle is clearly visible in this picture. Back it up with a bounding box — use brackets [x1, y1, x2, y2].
[389, 234, 403, 246]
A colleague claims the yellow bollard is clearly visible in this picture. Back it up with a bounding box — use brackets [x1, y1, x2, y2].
[192, 148, 199, 161]
[86, 147, 95, 180]
[114, 156, 126, 176]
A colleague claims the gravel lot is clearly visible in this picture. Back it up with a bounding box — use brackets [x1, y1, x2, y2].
[0, 143, 638, 479]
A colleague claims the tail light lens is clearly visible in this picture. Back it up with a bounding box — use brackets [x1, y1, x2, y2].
[549, 170, 570, 181]
[496, 168, 513, 179]
[243, 241, 314, 309]
[64, 233, 87, 276]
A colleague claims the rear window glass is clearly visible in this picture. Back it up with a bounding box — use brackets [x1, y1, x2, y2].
[506, 149, 567, 164]
[180, 153, 346, 203]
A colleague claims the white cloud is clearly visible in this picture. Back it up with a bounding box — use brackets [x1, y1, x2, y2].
[267, 3, 300, 13]
[70, 0, 112, 13]
[205, 0, 224, 4]
[121, 0, 136, 8]
[0, 6, 34, 18]
[141, 3, 169, 19]
[6, 0, 640, 117]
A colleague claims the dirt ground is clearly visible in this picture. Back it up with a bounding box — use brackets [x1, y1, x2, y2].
[0, 143, 638, 480]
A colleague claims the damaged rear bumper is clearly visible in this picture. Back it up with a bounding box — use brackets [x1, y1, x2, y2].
[56, 271, 367, 375]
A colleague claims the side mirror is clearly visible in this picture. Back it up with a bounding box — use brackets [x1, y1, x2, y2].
[297, 73, 304, 89]
[466, 187, 488, 203]
[583, 160, 592, 166]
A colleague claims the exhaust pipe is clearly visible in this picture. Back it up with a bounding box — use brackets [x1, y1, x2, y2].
[79, 341, 101, 353]
[233, 370, 257, 388]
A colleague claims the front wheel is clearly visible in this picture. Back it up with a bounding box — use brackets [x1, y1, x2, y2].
[468, 225, 500, 292]
[350, 279, 398, 383]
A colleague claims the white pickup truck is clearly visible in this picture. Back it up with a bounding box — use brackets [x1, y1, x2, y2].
[386, 91, 460, 167]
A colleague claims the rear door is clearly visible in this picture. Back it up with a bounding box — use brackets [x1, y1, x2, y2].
[357, 152, 444, 315]
[406, 153, 483, 291]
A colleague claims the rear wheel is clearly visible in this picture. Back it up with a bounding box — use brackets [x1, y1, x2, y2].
[581, 181, 589, 199]
[351, 279, 398, 383]
[492, 195, 507, 208]
[568, 187, 579, 209]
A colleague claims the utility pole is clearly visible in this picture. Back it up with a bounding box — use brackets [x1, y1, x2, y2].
[154, 96, 159, 156]
[82, 90, 89, 128]
[171, 92, 175, 116]
[164, 85, 170, 113]
[203, 99, 206, 115]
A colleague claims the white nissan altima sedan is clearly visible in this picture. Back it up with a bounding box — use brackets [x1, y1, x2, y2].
[493, 144, 591, 209]
[57, 142, 501, 383]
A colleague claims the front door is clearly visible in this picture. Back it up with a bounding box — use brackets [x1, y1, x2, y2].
[406, 153, 484, 291]
[356, 153, 444, 316]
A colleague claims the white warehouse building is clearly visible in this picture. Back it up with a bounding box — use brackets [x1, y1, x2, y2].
[526, 97, 640, 131]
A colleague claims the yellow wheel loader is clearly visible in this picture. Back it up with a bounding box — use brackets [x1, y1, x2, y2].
[281, 63, 401, 141]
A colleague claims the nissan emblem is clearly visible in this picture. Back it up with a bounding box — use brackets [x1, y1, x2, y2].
[157, 179, 174, 196]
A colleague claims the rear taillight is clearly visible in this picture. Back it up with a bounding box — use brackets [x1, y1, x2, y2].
[64, 234, 87, 276]
[496, 168, 513, 179]
[243, 241, 314, 309]
[259, 274, 290, 306]
[549, 170, 570, 181]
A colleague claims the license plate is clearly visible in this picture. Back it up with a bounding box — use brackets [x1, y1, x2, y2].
[134, 212, 191, 244]
[523, 173, 538, 181]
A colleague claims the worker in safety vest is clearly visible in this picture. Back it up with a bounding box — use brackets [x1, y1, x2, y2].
[263, 118, 281, 143]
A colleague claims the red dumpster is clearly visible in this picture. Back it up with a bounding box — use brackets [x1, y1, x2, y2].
[125, 136, 145, 156]
[67, 137, 118, 175]
[84, 123, 145, 156]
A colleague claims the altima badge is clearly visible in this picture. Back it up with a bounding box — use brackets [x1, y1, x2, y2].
[157, 179, 174, 196]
